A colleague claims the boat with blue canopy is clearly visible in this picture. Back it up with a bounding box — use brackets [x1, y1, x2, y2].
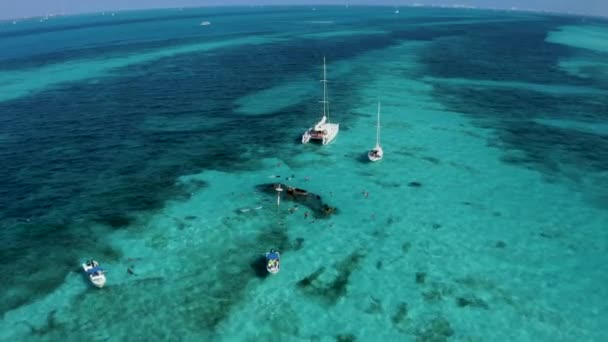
[266, 249, 280, 274]
[82, 260, 107, 288]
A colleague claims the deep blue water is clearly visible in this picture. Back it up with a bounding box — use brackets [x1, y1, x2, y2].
[1, 5, 607, 321]
[422, 20, 608, 173]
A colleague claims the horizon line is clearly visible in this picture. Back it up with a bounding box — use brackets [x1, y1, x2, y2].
[1, 4, 607, 23]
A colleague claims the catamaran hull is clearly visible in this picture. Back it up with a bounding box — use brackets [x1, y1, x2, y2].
[302, 132, 311, 144]
[302, 123, 339, 145]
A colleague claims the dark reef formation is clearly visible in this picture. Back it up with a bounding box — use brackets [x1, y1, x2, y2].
[296, 251, 366, 305]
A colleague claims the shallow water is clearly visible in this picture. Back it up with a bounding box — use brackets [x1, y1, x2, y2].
[1, 6, 607, 341]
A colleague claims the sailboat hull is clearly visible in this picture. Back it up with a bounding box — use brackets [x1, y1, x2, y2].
[368, 102, 383, 161]
[368, 147, 383, 161]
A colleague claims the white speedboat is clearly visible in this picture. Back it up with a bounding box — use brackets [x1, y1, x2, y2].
[302, 57, 339, 145]
[368, 102, 384, 162]
[82, 260, 106, 288]
[266, 250, 280, 274]
[200, 21, 211, 26]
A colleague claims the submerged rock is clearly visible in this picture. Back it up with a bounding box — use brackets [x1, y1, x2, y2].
[336, 334, 356, 342]
[422, 289, 442, 302]
[292, 237, 305, 251]
[391, 302, 411, 333]
[401, 242, 412, 253]
[296, 251, 365, 305]
[415, 317, 454, 341]
[391, 302, 409, 325]
[415, 272, 427, 284]
[456, 295, 489, 309]
[297, 267, 325, 288]
[364, 296, 383, 314]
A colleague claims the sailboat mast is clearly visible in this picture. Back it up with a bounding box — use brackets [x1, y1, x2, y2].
[376, 102, 381, 146]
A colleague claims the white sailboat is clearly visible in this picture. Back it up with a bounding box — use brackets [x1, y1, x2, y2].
[302, 57, 340, 145]
[368, 102, 383, 162]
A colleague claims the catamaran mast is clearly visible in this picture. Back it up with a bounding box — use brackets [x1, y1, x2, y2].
[321, 56, 329, 122]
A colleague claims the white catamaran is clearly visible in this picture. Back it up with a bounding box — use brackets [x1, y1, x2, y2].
[368, 102, 383, 162]
[302, 57, 339, 145]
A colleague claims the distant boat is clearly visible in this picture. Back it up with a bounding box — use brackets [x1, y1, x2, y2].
[302, 57, 340, 145]
[368, 102, 384, 162]
[266, 249, 280, 274]
[82, 260, 107, 288]
[395, 9, 400, 14]
[200, 21, 211, 26]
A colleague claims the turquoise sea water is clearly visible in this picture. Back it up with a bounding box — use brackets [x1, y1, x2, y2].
[1, 6, 607, 341]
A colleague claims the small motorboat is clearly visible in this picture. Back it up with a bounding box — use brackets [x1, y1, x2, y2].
[266, 249, 280, 274]
[82, 260, 107, 288]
